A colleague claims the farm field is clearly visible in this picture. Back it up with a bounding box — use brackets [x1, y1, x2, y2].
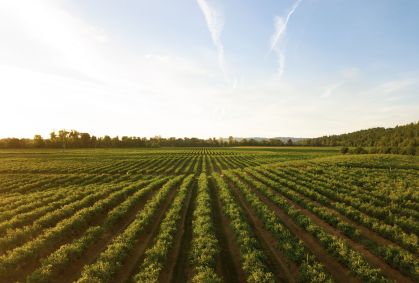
[0, 147, 417, 283]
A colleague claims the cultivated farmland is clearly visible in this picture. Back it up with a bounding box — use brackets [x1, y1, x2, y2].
[0, 148, 417, 283]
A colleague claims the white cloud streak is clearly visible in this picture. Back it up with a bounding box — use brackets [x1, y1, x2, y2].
[322, 82, 343, 97]
[374, 79, 417, 94]
[196, 0, 228, 82]
[270, 0, 303, 79]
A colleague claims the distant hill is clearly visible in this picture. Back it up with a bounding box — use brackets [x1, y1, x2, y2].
[273, 137, 305, 143]
[222, 137, 305, 143]
[300, 122, 418, 153]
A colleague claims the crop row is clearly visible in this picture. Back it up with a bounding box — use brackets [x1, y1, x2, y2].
[76, 175, 184, 282]
[223, 171, 333, 282]
[189, 174, 221, 282]
[0, 179, 147, 254]
[26, 176, 169, 283]
[289, 167, 419, 233]
[212, 173, 275, 283]
[133, 174, 194, 282]
[232, 170, 388, 282]
[270, 167, 418, 253]
[249, 167, 418, 281]
[0, 177, 157, 281]
[0, 185, 100, 236]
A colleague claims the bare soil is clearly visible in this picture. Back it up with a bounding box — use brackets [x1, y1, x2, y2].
[111, 182, 180, 283]
[160, 179, 195, 283]
[257, 175, 414, 283]
[209, 177, 247, 283]
[228, 180, 298, 283]
[5, 185, 141, 283]
[54, 187, 159, 283]
[245, 182, 361, 283]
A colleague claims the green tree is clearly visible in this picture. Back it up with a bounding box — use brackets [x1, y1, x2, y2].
[58, 130, 69, 149]
[80, 133, 91, 147]
[102, 135, 112, 147]
[33, 135, 44, 148]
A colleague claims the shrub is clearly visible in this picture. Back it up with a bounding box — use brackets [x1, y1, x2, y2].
[340, 147, 349, 154]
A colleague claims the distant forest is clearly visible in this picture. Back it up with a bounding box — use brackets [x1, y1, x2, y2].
[0, 132, 288, 149]
[300, 122, 418, 155]
[0, 122, 417, 155]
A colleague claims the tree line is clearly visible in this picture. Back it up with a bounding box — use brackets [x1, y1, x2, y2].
[0, 130, 290, 149]
[300, 122, 418, 155]
[0, 122, 417, 155]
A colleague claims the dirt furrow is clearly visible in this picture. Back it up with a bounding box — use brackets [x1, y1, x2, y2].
[9, 184, 142, 283]
[53, 187, 159, 283]
[263, 169, 419, 261]
[264, 169, 410, 249]
[263, 182, 414, 283]
[111, 181, 180, 283]
[227, 180, 298, 283]
[161, 178, 196, 283]
[246, 184, 361, 283]
[209, 177, 246, 283]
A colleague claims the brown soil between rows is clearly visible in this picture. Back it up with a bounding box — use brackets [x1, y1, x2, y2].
[160, 179, 196, 283]
[156, 158, 181, 173]
[271, 171, 417, 247]
[4, 184, 141, 283]
[177, 157, 193, 174]
[272, 168, 413, 249]
[262, 177, 414, 282]
[227, 180, 298, 283]
[186, 157, 199, 174]
[240, 177, 361, 283]
[252, 171, 415, 282]
[54, 186, 159, 283]
[220, 156, 238, 169]
[209, 157, 221, 173]
[209, 177, 246, 283]
[112, 181, 181, 283]
[0, 191, 91, 237]
[0, 186, 119, 256]
[164, 157, 187, 175]
[265, 169, 419, 257]
[196, 156, 203, 173]
[237, 157, 258, 168]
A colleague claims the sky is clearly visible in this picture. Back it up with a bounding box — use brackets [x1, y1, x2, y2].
[0, 0, 418, 139]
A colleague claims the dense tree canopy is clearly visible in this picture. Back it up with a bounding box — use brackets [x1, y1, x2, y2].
[0, 131, 285, 149]
[300, 122, 418, 147]
[301, 122, 418, 155]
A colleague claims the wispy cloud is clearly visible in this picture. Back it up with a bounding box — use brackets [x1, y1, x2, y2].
[270, 0, 303, 79]
[196, 0, 228, 81]
[374, 79, 417, 94]
[322, 82, 343, 97]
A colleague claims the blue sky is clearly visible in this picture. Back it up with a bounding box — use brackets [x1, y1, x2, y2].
[0, 0, 418, 138]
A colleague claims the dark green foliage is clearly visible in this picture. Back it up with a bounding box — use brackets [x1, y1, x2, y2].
[340, 147, 349, 154]
[301, 122, 418, 155]
[351, 147, 367, 154]
[0, 131, 287, 148]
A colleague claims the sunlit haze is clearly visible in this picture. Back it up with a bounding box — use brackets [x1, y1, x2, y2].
[1, 0, 418, 139]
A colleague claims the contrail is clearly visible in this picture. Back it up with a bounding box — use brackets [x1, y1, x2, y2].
[196, 0, 228, 82]
[270, 0, 302, 78]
